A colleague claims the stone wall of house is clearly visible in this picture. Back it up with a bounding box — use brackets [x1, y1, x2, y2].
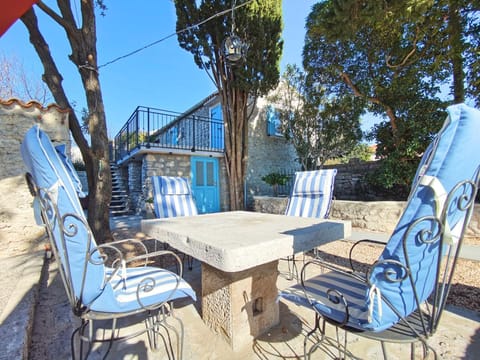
[127, 160, 142, 213]
[245, 97, 300, 208]
[0, 99, 70, 179]
[130, 152, 229, 216]
[142, 153, 193, 199]
[217, 158, 230, 212]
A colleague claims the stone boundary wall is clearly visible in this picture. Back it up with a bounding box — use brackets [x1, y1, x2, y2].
[0, 98, 70, 258]
[0, 99, 70, 179]
[252, 159, 409, 203]
[323, 159, 411, 201]
[253, 196, 480, 240]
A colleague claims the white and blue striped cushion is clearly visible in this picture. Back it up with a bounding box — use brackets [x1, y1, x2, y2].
[152, 176, 198, 218]
[280, 270, 369, 327]
[92, 266, 197, 313]
[285, 169, 337, 219]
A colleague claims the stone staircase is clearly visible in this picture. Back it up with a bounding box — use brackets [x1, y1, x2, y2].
[110, 163, 130, 216]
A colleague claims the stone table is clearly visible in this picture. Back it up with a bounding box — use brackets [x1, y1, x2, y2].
[141, 211, 351, 351]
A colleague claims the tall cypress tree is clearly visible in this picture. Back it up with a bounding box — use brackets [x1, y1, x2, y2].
[174, 0, 283, 210]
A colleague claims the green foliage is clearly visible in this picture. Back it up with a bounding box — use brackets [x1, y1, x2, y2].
[367, 101, 445, 187]
[174, 0, 283, 97]
[337, 143, 374, 164]
[269, 64, 364, 169]
[261, 172, 289, 196]
[302, 0, 470, 188]
[174, 0, 283, 209]
[261, 172, 289, 186]
[122, 131, 148, 147]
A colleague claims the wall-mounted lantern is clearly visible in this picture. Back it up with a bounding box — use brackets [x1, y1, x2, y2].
[222, 0, 247, 65]
[222, 34, 247, 64]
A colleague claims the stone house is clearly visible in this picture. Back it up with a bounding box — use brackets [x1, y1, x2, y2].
[112, 90, 300, 215]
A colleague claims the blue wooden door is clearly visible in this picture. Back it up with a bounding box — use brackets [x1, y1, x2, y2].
[191, 157, 220, 214]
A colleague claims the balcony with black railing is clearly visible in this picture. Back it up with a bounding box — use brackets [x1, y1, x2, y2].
[113, 106, 224, 162]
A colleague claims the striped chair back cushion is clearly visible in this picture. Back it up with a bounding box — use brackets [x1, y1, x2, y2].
[151, 176, 198, 218]
[285, 169, 337, 218]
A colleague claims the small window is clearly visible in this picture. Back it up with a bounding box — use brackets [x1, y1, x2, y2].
[167, 127, 178, 146]
[266, 105, 283, 137]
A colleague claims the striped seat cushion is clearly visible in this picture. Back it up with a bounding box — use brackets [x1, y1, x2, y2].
[279, 270, 369, 328]
[92, 266, 197, 313]
[285, 169, 337, 219]
[152, 176, 198, 218]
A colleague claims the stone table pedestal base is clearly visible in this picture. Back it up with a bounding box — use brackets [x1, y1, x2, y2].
[201, 261, 280, 351]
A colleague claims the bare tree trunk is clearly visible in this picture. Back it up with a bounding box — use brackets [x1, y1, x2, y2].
[448, 0, 465, 104]
[21, 3, 113, 243]
[219, 65, 249, 210]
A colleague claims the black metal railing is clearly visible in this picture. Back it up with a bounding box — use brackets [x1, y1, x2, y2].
[113, 106, 224, 161]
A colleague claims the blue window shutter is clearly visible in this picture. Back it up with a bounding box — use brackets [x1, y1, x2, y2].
[266, 106, 282, 137]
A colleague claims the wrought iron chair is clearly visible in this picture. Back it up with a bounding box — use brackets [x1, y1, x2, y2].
[279, 103, 480, 359]
[151, 175, 198, 269]
[283, 169, 337, 280]
[21, 125, 196, 359]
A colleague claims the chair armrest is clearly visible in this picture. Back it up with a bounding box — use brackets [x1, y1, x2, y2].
[348, 239, 385, 272]
[299, 258, 367, 327]
[90, 242, 185, 288]
[94, 239, 148, 268]
[300, 257, 366, 285]
[123, 250, 184, 277]
[96, 237, 169, 268]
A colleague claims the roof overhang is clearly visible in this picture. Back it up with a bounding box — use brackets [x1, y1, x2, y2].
[0, 0, 38, 37]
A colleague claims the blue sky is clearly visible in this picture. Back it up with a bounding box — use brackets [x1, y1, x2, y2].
[1, 0, 377, 138]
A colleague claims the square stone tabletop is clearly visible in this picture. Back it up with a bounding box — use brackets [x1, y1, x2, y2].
[141, 211, 351, 272]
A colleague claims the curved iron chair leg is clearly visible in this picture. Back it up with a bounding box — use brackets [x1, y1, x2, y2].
[379, 336, 437, 360]
[286, 255, 299, 281]
[145, 306, 184, 360]
[304, 313, 323, 360]
[71, 321, 83, 360]
[335, 326, 348, 360]
[73, 319, 92, 360]
[146, 311, 165, 352]
[185, 255, 194, 271]
[419, 338, 437, 360]
[101, 318, 117, 360]
[380, 341, 389, 360]
[163, 306, 184, 360]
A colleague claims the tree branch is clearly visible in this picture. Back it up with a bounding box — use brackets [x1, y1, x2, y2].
[36, 1, 76, 35]
[386, 26, 420, 69]
[340, 71, 398, 132]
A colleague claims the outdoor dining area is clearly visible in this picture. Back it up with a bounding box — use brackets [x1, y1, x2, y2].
[21, 103, 480, 359]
